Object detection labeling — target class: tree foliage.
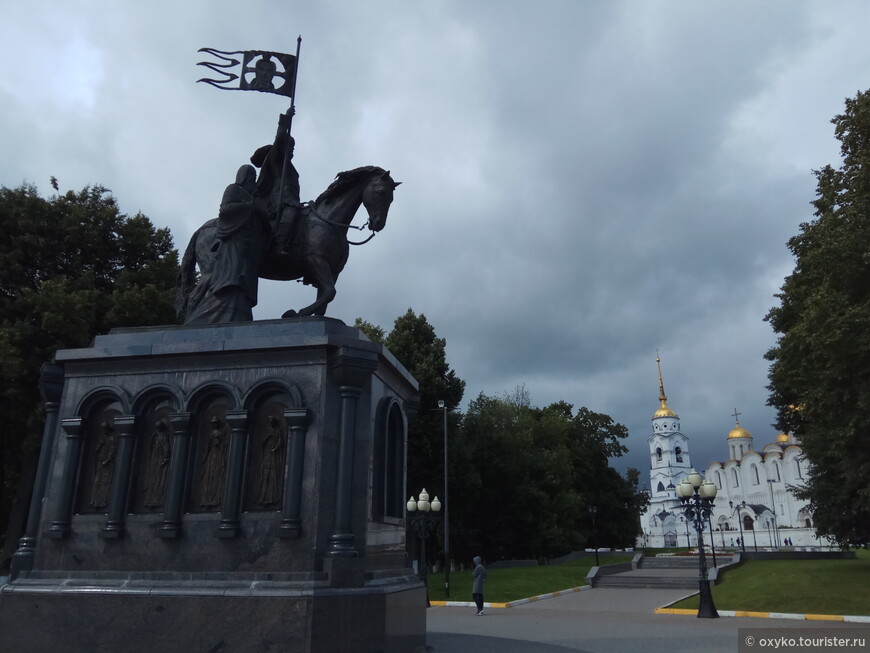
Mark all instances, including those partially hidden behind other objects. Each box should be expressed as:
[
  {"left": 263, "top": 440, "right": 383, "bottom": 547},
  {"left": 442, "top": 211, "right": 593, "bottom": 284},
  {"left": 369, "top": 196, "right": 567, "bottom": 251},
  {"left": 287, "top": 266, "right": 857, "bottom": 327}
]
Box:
[
  {"left": 765, "top": 89, "right": 870, "bottom": 547},
  {"left": 450, "top": 392, "right": 642, "bottom": 562},
  {"left": 0, "top": 182, "right": 179, "bottom": 560}
]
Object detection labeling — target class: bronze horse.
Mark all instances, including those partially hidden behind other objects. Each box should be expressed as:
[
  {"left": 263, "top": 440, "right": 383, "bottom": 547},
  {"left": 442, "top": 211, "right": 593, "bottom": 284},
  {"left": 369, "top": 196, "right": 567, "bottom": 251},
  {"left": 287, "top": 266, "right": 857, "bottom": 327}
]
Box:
[{"left": 176, "top": 166, "right": 400, "bottom": 322}]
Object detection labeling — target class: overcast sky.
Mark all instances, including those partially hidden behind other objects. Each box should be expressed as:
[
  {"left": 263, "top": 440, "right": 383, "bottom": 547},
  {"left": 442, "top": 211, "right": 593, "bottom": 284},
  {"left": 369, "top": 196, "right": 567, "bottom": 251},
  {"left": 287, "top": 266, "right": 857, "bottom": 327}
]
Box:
[{"left": 2, "top": 1, "right": 869, "bottom": 480}]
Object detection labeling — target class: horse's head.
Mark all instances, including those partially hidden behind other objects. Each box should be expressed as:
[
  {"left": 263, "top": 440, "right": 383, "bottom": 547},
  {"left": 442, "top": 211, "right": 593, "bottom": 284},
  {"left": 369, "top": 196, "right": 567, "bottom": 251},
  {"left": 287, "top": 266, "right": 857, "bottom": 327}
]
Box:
[{"left": 362, "top": 169, "right": 401, "bottom": 232}]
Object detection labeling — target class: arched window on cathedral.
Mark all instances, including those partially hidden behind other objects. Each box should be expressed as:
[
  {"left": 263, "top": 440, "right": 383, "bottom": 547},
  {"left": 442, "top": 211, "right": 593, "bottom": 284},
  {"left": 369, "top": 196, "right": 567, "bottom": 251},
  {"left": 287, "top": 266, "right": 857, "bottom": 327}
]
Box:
[
  {"left": 731, "top": 468, "right": 739, "bottom": 488},
  {"left": 775, "top": 462, "right": 781, "bottom": 482},
  {"left": 795, "top": 459, "right": 803, "bottom": 479},
  {"left": 675, "top": 446, "right": 683, "bottom": 463},
  {"left": 715, "top": 470, "right": 722, "bottom": 489},
  {"left": 657, "top": 481, "right": 665, "bottom": 493},
  {"left": 751, "top": 464, "right": 759, "bottom": 485},
  {"left": 656, "top": 447, "right": 662, "bottom": 462}
]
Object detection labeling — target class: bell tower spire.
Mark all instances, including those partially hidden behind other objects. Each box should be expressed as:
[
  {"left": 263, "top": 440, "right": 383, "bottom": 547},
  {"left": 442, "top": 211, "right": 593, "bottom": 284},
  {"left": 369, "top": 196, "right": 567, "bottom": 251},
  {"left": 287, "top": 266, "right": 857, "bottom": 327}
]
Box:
[
  {"left": 657, "top": 350, "right": 668, "bottom": 409},
  {"left": 654, "top": 350, "right": 677, "bottom": 418}
]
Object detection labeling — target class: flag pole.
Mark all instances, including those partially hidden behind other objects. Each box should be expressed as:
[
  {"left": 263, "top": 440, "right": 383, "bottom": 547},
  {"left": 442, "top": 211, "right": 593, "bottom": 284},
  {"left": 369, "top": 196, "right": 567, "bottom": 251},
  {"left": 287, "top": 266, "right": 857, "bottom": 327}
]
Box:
[
  {"left": 276, "top": 36, "right": 302, "bottom": 220},
  {"left": 285, "top": 36, "right": 302, "bottom": 134}
]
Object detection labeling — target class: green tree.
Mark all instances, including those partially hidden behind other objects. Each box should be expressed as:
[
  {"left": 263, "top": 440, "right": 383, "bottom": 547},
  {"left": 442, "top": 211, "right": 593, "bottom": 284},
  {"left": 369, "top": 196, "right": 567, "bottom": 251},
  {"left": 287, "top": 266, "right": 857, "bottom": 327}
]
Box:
[
  {"left": 0, "top": 182, "right": 179, "bottom": 563},
  {"left": 765, "top": 89, "right": 870, "bottom": 547},
  {"left": 449, "top": 391, "right": 641, "bottom": 562}
]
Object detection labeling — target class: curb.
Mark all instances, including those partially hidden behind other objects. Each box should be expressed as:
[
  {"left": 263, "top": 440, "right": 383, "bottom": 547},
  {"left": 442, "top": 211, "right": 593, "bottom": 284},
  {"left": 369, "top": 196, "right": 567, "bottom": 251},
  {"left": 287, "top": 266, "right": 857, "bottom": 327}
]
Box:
[
  {"left": 430, "top": 585, "right": 591, "bottom": 609},
  {"left": 430, "top": 587, "right": 870, "bottom": 623},
  {"left": 655, "top": 606, "right": 870, "bottom": 623}
]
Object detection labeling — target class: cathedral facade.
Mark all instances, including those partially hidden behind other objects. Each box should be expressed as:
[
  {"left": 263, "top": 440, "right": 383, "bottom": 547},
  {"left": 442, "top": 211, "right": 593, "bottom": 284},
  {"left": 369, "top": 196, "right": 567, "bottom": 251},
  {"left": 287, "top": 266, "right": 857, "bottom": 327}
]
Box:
[{"left": 637, "top": 357, "right": 827, "bottom": 549}]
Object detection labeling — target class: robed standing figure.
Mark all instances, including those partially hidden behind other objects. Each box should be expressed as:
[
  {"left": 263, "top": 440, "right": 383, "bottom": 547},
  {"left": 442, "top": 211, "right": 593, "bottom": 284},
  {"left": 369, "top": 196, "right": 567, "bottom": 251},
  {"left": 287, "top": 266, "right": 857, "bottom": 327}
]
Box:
[{"left": 183, "top": 164, "right": 270, "bottom": 324}]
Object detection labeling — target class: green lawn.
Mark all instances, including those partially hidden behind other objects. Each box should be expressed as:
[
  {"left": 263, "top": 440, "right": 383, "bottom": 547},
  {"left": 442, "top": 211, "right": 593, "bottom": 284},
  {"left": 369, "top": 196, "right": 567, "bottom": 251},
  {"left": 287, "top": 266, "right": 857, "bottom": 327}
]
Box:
[
  {"left": 431, "top": 556, "right": 633, "bottom": 604},
  {"left": 669, "top": 550, "right": 870, "bottom": 615}
]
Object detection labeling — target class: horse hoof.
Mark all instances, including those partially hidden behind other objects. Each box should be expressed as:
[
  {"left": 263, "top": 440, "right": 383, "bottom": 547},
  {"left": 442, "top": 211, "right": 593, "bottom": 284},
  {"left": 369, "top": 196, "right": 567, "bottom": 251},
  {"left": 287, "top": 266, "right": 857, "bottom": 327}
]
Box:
[{"left": 282, "top": 309, "right": 298, "bottom": 318}]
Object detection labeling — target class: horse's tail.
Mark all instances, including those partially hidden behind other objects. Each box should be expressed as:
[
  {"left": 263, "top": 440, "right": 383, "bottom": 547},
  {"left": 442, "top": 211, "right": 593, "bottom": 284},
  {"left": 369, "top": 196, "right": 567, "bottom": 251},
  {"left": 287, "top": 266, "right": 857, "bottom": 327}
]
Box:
[{"left": 174, "top": 226, "right": 202, "bottom": 320}]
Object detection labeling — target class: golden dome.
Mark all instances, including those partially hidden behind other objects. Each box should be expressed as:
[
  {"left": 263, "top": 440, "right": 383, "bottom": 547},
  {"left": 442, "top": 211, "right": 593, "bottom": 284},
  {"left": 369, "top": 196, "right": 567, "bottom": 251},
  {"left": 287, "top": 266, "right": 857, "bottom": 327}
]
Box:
[
  {"left": 776, "top": 433, "right": 789, "bottom": 444},
  {"left": 728, "top": 424, "right": 751, "bottom": 439},
  {"left": 654, "top": 401, "right": 677, "bottom": 418}
]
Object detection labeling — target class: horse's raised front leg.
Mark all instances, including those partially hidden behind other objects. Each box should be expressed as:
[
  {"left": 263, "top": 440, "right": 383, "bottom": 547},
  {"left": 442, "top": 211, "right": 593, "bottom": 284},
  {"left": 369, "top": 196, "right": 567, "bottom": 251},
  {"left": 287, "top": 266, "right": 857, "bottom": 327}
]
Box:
[{"left": 282, "top": 258, "right": 336, "bottom": 318}]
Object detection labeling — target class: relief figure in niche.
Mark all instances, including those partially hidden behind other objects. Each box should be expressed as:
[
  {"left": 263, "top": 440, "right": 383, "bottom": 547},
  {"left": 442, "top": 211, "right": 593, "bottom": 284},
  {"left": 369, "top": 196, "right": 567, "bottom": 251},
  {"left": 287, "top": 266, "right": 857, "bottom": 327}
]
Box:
[
  {"left": 143, "top": 417, "right": 171, "bottom": 508},
  {"left": 199, "top": 415, "right": 228, "bottom": 507},
  {"left": 89, "top": 420, "right": 117, "bottom": 508},
  {"left": 255, "top": 414, "right": 284, "bottom": 507}
]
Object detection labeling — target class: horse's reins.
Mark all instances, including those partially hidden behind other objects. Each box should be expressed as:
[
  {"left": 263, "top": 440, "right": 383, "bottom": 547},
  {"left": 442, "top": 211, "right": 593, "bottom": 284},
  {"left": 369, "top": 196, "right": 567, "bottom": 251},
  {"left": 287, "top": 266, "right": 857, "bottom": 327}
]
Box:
[{"left": 307, "top": 204, "right": 377, "bottom": 245}]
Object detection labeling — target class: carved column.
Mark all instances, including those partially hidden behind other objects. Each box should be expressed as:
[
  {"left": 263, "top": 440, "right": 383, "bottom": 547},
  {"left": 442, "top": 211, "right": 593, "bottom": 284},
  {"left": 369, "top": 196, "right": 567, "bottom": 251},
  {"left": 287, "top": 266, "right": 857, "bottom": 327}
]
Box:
[
  {"left": 279, "top": 408, "right": 309, "bottom": 538},
  {"left": 100, "top": 416, "right": 137, "bottom": 538},
  {"left": 326, "top": 385, "right": 363, "bottom": 557},
  {"left": 11, "top": 363, "right": 64, "bottom": 578},
  {"left": 47, "top": 418, "right": 84, "bottom": 539},
  {"left": 158, "top": 412, "right": 191, "bottom": 538},
  {"left": 217, "top": 410, "right": 249, "bottom": 538}
]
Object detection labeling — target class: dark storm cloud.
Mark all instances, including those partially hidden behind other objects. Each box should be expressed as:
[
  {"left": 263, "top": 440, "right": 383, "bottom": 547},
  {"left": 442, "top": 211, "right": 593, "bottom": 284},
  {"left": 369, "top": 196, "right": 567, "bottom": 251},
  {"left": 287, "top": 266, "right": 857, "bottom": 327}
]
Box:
[{"left": 2, "top": 0, "right": 870, "bottom": 478}]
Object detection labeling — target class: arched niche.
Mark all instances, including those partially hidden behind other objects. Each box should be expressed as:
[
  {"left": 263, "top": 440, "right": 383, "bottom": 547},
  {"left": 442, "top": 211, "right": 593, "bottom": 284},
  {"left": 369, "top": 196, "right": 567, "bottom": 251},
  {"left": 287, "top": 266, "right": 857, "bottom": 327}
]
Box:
[
  {"left": 372, "top": 397, "right": 406, "bottom": 522},
  {"left": 186, "top": 384, "right": 240, "bottom": 513},
  {"left": 129, "top": 385, "right": 182, "bottom": 514},
  {"left": 242, "top": 383, "right": 302, "bottom": 512},
  {"left": 74, "top": 393, "right": 125, "bottom": 515}
]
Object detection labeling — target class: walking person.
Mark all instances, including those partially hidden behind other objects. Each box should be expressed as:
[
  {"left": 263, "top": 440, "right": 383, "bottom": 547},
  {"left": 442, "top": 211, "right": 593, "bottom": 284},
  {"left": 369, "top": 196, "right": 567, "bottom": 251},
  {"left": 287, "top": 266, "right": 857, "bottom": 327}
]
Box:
[{"left": 472, "top": 556, "right": 487, "bottom": 615}]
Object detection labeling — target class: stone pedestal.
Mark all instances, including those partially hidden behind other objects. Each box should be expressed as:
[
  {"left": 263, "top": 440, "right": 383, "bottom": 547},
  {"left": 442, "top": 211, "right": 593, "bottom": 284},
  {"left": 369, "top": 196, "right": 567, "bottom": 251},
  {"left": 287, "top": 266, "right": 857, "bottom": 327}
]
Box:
[{"left": 0, "top": 318, "right": 425, "bottom": 653}]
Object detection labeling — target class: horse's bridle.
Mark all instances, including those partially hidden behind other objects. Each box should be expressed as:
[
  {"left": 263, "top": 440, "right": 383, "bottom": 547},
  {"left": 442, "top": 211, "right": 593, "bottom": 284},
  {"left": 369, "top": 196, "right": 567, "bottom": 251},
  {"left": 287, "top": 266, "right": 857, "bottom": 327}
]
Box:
[{"left": 307, "top": 203, "right": 378, "bottom": 245}]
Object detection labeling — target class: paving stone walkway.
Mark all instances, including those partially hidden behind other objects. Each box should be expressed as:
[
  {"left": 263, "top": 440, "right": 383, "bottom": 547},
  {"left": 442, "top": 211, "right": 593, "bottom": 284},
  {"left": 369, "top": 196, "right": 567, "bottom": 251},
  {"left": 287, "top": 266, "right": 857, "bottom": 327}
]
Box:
[{"left": 425, "top": 587, "right": 869, "bottom": 653}]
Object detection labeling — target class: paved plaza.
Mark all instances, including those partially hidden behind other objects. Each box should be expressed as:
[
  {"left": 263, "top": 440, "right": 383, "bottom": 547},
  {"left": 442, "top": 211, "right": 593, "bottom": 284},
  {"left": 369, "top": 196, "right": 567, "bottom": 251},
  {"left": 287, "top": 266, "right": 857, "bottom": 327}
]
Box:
[{"left": 425, "top": 588, "right": 869, "bottom": 653}]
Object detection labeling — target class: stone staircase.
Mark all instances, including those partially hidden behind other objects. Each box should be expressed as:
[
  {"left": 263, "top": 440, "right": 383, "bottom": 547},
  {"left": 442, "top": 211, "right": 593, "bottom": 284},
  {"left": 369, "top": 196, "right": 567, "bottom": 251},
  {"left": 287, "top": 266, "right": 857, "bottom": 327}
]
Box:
[{"left": 587, "top": 553, "right": 735, "bottom": 590}]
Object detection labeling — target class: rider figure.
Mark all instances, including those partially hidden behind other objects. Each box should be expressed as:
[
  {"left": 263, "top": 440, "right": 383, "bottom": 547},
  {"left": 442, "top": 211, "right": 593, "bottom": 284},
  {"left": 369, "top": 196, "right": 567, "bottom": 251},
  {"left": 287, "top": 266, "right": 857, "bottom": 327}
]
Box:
[{"left": 250, "top": 108, "right": 302, "bottom": 251}]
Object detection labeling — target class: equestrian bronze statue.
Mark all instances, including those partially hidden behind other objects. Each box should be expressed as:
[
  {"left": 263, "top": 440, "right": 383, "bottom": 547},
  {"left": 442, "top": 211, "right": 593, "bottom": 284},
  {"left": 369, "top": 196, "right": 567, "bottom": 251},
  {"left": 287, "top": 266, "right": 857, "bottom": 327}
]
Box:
[
  {"left": 178, "top": 44, "right": 400, "bottom": 325},
  {"left": 175, "top": 141, "right": 400, "bottom": 324}
]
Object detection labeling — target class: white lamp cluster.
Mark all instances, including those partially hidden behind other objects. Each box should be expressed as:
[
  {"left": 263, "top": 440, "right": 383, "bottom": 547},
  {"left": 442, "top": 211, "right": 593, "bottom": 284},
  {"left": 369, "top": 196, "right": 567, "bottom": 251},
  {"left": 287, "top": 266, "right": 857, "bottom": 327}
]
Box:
[
  {"left": 676, "top": 469, "right": 717, "bottom": 500},
  {"left": 407, "top": 488, "right": 441, "bottom": 513}
]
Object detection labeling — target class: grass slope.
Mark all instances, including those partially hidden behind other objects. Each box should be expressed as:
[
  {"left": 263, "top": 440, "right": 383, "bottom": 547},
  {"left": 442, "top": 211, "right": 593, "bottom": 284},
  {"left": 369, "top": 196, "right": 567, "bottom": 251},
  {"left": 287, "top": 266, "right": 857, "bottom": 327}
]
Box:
[
  {"left": 670, "top": 550, "right": 870, "bottom": 615},
  {"left": 432, "top": 556, "right": 633, "bottom": 604}
]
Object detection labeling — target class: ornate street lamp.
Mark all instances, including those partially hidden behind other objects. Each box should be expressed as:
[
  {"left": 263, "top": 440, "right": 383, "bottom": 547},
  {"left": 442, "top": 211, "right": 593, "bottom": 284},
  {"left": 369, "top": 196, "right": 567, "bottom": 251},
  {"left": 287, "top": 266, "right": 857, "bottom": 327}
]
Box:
[
  {"left": 407, "top": 489, "right": 441, "bottom": 606},
  {"left": 729, "top": 500, "right": 746, "bottom": 553},
  {"left": 676, "top": 470, "right": 719, "bottom": 618}
]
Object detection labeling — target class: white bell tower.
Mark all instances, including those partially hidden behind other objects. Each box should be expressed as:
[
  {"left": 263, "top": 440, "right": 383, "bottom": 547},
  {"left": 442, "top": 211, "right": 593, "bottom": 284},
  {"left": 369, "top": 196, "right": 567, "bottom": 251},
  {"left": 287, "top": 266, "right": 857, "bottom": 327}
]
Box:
[{"left": 640, "top": 353, "right": 693, "bottom": 546}]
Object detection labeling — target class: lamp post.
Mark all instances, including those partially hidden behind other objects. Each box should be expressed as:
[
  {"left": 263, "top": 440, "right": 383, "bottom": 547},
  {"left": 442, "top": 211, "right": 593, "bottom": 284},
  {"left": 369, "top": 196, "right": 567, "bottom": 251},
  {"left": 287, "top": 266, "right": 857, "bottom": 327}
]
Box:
[
  {"left": 749, "top": 513, "right": 759, "bottom": 552},
  {"left": 676, "top": 469, "right": 719, "bottom": 618},
  {"left": 589, "top": 505, "right": 599, "bottom": 566},
  {"left": 407, "top": 489, "right": 442, "bottom": 607},
  {"left": 680, "top": 514, "right": 691, "bottom": 549},
  {"left": 707, "top": 517, "right": 717, "bottom": 568},
  {"left": 729, "top": 500, "right": 746, "bottom": 553},
  {"left": 767, "top": 479, "right": 779, "bottom": 548},
  {"left": 438, "top": 399, "right": 450, "bottom": 598}
]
